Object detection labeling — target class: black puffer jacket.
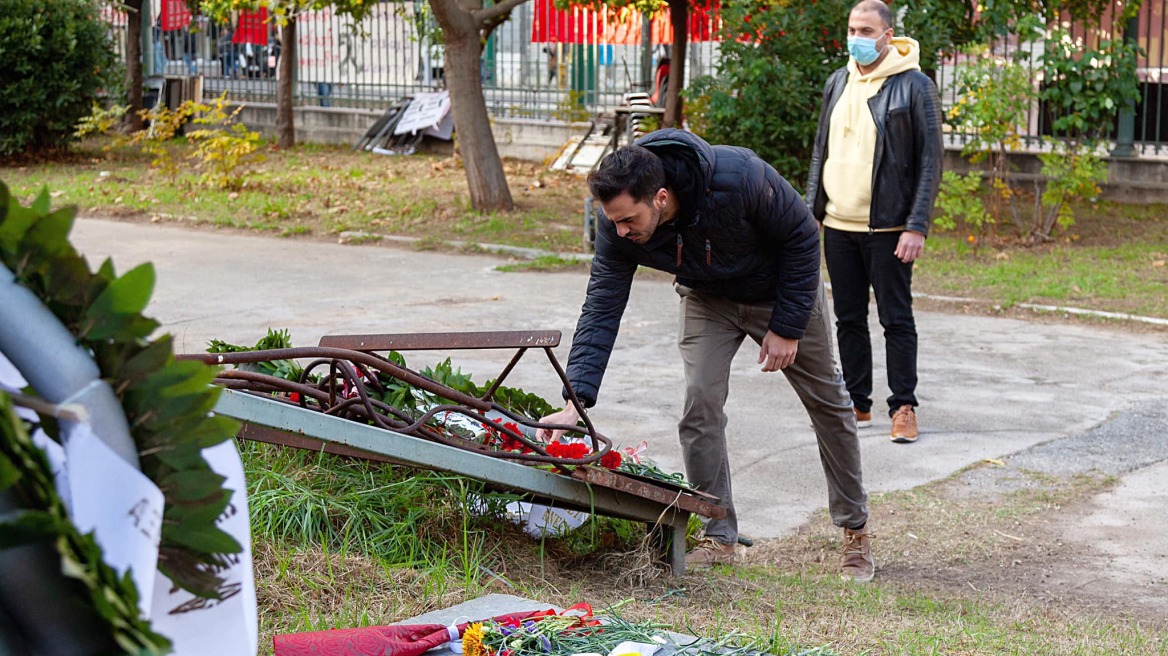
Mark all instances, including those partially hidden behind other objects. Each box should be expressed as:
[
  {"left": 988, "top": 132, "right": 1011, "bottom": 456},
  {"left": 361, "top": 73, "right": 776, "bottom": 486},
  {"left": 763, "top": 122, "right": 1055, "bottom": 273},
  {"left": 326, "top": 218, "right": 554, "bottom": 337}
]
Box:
[
  {"left": 565, "top": 129, "right": 820, "bottom": 407},
  {"left": 805, "top": 67, "right": 943, "bottom": 235}
]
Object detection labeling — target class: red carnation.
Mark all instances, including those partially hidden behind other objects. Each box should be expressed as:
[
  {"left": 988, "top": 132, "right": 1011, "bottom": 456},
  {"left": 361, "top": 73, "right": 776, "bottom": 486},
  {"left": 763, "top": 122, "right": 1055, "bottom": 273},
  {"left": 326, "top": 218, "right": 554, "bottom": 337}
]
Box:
[{"left": 600, "top": 451, "right": 622, "bottom": 469}]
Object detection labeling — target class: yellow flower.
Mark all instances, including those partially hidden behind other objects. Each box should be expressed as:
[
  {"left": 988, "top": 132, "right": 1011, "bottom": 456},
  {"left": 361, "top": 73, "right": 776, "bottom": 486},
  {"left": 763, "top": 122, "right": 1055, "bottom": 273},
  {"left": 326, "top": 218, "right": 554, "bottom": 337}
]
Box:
[{"left": 463, "top": 623, "right": 489, "bottom": 656}]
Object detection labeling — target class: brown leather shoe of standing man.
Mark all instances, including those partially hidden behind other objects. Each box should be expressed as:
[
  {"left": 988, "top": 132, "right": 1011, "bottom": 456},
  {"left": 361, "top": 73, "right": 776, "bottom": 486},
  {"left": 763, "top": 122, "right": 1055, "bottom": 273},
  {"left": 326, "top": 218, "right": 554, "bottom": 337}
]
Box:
[
  {"left": 840, "top": 525, "right": 874, "bottom": 582},
  {"left": 685, "top": 538, "right": 736, "bottom": 568},
  {"left": 890, "top": 405, "right": 919, "bottom": 443}
]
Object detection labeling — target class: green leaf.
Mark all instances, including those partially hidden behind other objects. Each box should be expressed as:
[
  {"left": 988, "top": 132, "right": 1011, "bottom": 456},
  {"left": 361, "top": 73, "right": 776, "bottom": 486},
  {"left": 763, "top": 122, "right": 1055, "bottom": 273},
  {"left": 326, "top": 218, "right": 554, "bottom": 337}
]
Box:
[
  {"left": 0, "top": 510, "right": 66, "bottom": 548},
  {"left": 0, "top": 195, "right": 39, "bottom": 255},
  {"left": 160, "top": 470, "right": 229, "bottom": 502},
  {"left": 21, "top": 205, "right": 76, "bottom": 256},
  {"left": 30, "top": 187, "right": 50, "bottom": 215},
  {"left": 121, "top": 338, "right": 175, "bottom": 384},
  {"left": 82, "top": 263, "right": 156, "bottom": 341}
]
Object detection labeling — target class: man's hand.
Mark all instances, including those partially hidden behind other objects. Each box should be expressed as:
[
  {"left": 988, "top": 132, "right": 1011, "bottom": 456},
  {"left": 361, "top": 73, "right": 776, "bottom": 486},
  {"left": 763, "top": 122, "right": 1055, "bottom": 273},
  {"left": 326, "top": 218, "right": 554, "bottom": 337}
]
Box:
[
  {"left": 895, "top": 230, "right": 926, "bottom": 263},
  {"left": 758, "top": 330, "right": 798, "bottom": 372},
  {"left": 535, "top": 405, "right": 581, "bottom": 442}
]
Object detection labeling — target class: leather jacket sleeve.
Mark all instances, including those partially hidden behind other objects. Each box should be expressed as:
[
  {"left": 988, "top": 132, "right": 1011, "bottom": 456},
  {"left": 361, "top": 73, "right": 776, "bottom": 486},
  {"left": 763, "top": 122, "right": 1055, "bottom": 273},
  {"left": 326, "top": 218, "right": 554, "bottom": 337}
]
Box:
[
  {"left": 805, "top": 69, "right": 846, "bottom": 221},
  {"left": 907, "top": 74, "right": 944, "bottom": 236}
]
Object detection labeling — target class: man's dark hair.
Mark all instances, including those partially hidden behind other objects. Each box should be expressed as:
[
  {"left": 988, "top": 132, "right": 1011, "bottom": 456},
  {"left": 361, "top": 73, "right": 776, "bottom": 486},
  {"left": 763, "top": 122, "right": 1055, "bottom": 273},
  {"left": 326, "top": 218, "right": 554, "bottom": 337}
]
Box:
[
  {"left": 587, "top": 145, "right": 665, "bottom": 204},
  {"left": 852, "top": 0, "right": 893, "bottom": 30}
]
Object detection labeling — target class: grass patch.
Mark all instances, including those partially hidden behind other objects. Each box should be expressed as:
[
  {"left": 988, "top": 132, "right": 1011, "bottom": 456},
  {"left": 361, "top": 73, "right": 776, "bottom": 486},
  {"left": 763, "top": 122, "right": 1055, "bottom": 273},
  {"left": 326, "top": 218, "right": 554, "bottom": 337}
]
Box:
[
  {"left": 914, "top": 199, "right": 1168, "bottom": 318},
  {"left": 0, "top": 139, "right": 584, "bottom": 253},
  {"left": 496, "top": 255, "right": 588, "bottom": 272}
]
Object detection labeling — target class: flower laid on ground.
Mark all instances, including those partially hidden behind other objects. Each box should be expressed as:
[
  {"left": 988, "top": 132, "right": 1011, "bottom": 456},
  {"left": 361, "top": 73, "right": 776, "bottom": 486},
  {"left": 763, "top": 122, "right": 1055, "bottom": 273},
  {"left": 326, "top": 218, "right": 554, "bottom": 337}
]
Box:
[
  {"left": 458, "top": 602, "right": 766, "bottom": 656},
  {"left": 545, "top": 442, "right": 589, "bottom": 460},
  {"left": 599, "top": 450, "right": 622, "bottom": 469},
  {"left": 462, "top": 622, "right": 487, "bottom": 656},
  {"left": 483, "top": 418, "right": 536, "bottom": 454}
]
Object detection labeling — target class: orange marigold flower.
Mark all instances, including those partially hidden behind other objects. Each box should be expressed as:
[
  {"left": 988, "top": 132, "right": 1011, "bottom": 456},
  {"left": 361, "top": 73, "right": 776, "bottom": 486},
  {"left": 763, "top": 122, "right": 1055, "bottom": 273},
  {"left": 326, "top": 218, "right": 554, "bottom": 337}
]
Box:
[{"left": 463, "top": 623, "right": 489, "bottom": 656}]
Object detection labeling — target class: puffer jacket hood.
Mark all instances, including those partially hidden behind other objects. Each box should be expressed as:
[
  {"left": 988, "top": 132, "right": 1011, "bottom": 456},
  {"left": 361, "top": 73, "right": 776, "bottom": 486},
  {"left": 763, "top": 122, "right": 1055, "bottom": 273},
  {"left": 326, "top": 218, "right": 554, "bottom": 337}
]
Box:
[{"left": 563, "top": 129, "right": 822, "bottom": 407}]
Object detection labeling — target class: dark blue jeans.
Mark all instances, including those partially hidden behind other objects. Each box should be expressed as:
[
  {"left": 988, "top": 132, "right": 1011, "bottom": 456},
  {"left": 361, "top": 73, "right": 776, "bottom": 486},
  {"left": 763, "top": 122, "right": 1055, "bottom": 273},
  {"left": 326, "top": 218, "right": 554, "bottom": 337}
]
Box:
[{"left": 823, "top": 227, "right": 918, "bottom": 416}]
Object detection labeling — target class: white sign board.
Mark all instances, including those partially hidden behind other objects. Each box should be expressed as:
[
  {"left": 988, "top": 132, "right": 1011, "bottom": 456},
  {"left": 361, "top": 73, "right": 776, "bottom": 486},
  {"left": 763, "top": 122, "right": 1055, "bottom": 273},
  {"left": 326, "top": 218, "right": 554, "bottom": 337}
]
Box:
[{"left": 395, "top": 91, "right": 452, "bottom": 135}]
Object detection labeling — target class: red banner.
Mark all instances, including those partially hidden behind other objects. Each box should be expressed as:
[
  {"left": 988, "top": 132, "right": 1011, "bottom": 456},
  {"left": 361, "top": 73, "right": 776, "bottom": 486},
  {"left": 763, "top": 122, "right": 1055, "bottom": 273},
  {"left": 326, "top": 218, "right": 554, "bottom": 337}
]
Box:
[
  {"left": 233, "top": 8, "right": 269, "bottom": 45},
  {"left": 160, "top": 0, "right": 192, "bottom": 31},
  {"left": 531, "top": 0, "right": 719, "bottom": 45}
]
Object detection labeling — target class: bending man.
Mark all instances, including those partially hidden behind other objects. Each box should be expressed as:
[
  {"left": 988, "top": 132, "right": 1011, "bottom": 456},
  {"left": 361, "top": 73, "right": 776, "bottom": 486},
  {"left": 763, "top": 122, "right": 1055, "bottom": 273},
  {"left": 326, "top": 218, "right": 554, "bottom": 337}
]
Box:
[{"left": 539, "top": 130, "right": 873, "bottom": 581}]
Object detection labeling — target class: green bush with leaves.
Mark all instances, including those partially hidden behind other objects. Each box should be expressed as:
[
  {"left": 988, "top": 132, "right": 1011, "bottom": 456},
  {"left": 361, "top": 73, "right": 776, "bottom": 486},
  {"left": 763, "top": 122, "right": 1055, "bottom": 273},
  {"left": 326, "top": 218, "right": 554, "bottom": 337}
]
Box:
[
  {"left": 185, "top": 95, "right": 268, "bottom": 191},
  {"left": 934, "top": 170, "right": 993, "bottom": 252},
  {"left": 941, "top": 4, "right": 1141, "bottom": 242},
  {"left": 0, "top": 0, "right": 121, "bottom": 156},
  {"left": 686, "top": 0, "right": 851, "bottom": 190}
]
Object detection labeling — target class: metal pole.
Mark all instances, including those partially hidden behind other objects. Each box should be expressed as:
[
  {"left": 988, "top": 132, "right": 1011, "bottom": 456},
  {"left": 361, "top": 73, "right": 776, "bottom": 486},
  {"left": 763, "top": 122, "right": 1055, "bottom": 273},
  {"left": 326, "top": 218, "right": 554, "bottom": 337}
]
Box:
[
  {"left": 1112, "top": 14, "right": 1140, "bottom": 157},
  {"left": 142, "top": 1, "right": 154, "bottom": 76},
  {"left": 640, "top": 14, "right": 652, "bottom": 90}
]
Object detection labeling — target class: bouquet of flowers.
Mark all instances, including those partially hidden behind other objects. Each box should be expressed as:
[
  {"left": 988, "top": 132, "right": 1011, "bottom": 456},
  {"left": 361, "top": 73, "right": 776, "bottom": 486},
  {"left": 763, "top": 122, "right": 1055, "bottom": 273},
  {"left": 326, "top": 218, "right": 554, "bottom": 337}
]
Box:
[{"left": 462, "top": 604, "right": 673, "bottom": 656}]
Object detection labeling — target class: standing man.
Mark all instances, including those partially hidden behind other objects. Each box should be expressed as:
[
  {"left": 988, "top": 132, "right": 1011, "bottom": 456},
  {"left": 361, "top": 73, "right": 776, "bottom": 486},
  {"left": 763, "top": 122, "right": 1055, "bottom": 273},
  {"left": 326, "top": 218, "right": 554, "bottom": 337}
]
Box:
[
  {"left": 538, "top": 130, "right": 873, "bottom": 582},
  {"left": 805, "top": 0, "right": 943, "bottom": 444}
]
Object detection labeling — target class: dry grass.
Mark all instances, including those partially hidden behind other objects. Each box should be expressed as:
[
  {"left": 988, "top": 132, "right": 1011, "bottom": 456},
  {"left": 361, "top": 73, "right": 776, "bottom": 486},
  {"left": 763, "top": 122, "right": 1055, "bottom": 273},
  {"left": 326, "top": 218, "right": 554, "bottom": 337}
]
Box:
[{"left": 252, "top": 464, "right": 1168, "bottom": 655}]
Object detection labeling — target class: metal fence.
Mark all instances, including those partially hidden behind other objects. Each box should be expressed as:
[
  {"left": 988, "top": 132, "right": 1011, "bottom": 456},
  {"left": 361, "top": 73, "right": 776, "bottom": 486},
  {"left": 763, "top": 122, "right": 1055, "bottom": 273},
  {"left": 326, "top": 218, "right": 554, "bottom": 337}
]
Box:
[
  {"left": 932, "top": 1, "right": 1168, "bottom": 155},
  {"left": 106, "top": 1, "right": 1168, "bottom": 153},
  {"left": 108, "top": 1, "right": 721, "bottom": 120}
]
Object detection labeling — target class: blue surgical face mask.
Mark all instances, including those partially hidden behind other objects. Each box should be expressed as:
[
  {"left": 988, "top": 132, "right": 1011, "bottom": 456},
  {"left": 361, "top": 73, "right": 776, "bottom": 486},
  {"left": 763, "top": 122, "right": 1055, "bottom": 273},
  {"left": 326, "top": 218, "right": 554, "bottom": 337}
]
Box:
[{"left": 847, "top": 35, "right": 884, "bottom": 66}]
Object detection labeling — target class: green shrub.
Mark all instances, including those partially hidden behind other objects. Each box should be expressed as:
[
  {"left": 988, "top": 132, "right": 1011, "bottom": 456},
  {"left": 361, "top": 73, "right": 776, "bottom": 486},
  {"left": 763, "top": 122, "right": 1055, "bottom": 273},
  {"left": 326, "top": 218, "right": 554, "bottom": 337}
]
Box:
[
  {"left": 0, "top": 0, "right": 121, "bottom": 156},
  {"left": 686, "top": 0, "right": 851, "bottom": 191}
]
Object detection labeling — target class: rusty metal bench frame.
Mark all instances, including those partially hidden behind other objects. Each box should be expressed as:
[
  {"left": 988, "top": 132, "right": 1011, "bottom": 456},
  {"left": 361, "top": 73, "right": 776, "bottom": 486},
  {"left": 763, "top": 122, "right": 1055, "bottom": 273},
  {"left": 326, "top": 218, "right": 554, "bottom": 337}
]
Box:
[{"left": 199, "top": 330, "right": 723, "bottom": 574}]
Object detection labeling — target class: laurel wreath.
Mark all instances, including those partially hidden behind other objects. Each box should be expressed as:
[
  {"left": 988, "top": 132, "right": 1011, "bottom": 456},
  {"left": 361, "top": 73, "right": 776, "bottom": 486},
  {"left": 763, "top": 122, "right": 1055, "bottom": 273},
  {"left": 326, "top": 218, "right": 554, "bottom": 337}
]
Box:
[{"left": 0, "top": 181, "right": 242, "bottom": 651}]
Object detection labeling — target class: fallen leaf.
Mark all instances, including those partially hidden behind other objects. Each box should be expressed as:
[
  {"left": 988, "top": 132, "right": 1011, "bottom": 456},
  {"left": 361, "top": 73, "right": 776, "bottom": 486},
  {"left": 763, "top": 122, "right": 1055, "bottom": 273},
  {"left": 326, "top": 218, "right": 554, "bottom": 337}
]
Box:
[
  {"left": 1153, "top": 260, "right": 1165, "bottom": 267},
  {"left": 994, "top": 251, "right": 1010, "bottom": 260},
  {"left": 1073, "top": 285, "right": 1082, "bottom": 293},
  {"left": 983, "top": 458, "right": 1005, "bottom": 467},
  {"left": 228, "top": 192, "right": 239, "bottom": 200}
]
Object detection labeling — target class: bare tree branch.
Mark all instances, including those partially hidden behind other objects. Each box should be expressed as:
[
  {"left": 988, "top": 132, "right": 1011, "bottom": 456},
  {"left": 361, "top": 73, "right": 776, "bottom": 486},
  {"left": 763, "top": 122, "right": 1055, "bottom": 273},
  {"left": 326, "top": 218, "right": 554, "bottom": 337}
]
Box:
[{"left": 475, "top": 0, "right": 528, "bottom": 25}]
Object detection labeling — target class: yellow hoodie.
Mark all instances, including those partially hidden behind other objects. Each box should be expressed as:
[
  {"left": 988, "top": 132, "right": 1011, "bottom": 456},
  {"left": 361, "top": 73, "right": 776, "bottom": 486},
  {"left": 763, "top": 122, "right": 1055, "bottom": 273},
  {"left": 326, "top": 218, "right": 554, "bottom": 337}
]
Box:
[{"left": 822, "top": 37, "right": 922, "bottom": 232}]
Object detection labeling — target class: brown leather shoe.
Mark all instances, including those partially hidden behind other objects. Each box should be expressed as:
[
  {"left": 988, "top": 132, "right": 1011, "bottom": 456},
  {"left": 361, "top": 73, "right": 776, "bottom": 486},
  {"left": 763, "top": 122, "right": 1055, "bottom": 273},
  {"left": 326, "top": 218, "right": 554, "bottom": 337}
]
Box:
[
  {"left": 840, "top": 525, "right": 874, "bottom": 583},
  {"left": 854, "top": 407, "right": 872, "bottom": 428},
  {"left": 685, "top": 538, "right": 736, "bottom": 568},
  {"left": 890, "top": 405, "right": 918, "bottom": 443}
]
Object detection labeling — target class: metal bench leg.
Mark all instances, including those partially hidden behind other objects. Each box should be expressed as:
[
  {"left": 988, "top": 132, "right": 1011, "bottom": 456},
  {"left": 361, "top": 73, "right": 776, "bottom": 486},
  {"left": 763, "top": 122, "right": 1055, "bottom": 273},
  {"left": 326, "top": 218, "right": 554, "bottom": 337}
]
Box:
[{"left": 649, "top": 512, "right": 689, "bottom": 575}]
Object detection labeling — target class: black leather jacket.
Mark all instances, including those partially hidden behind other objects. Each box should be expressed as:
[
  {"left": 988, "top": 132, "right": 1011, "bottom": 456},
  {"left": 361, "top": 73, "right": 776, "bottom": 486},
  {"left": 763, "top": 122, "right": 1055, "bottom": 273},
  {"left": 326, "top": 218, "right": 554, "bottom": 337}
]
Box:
[
  {"left": 564, "top": 129, "right": 820, "bottom": 407},
  {"left": 805, "top": 67, "right": 943, "bottom": 235}
]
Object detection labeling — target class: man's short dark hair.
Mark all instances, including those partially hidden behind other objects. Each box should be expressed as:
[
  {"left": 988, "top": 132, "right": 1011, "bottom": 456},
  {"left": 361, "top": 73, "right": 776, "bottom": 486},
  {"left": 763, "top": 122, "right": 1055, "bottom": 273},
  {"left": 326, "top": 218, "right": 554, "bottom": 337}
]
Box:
[
  {"left": 587, "top": 145, "right": 665, "bottom": 204},
  {"left": 852, "top": 0, "right": 893, "bottom": 30}
]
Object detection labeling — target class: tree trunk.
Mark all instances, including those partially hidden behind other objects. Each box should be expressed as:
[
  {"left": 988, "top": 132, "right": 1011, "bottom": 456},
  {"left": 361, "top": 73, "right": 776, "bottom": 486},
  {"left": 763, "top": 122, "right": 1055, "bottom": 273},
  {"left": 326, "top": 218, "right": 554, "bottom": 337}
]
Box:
[
  {"left": 276, "top": 18, "right": 296, "bottom": 149},
  {"left": 444, "top": 36, "right": 514, "bottom": 211},
  {"left": 124, "top": 0, "right": 145, "bottom": 132},
  {"left": 428, "top": 0, "right": 514, "bottom": 213},
  {"left": 663, "top": 0, "right": 687, "bottom": 128}
]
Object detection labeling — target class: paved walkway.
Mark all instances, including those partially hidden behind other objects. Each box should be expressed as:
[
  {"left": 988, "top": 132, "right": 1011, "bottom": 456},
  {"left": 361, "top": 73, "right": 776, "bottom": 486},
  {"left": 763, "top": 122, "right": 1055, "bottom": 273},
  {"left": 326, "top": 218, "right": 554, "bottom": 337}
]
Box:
[{"left": 71, "top": 218, "right": 1168, "bottom": 583}]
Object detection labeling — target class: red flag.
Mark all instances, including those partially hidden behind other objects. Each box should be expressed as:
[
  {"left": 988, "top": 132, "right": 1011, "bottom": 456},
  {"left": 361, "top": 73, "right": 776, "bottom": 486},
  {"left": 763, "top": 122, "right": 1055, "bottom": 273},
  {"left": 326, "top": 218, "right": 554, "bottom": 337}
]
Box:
[
  {"left": 233, "top": 8, "right": 269, "bottom": 45},
  {"left": 160, "top": 0, "right": 192, "bottom": 31}
]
